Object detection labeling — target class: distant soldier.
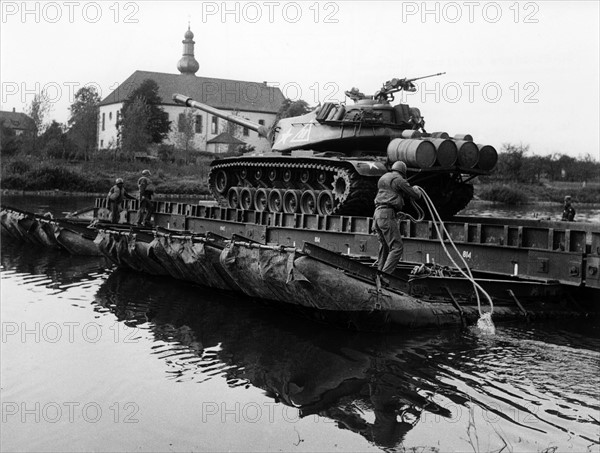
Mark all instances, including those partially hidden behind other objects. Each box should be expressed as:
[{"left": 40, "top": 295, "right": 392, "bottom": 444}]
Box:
[
  {"left": 106, "top": 178, "right": 133, "bottom": 223},
  {"left": 561, "top": 195, "right": 576, "bottom": 221},
  {"left": 373, "top": 161, "right": 422, "bottom": 275},
  {"left": 137, "top": 169, "right": 155, "bottom": 226}
]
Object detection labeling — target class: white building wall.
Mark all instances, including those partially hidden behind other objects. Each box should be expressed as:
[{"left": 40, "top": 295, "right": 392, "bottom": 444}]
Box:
[
  {"left": 97, "top": 103, "right": 275, "bottom": 154},
  {"left": 97, "top": 103, "right": 123, "bottom": 150}
]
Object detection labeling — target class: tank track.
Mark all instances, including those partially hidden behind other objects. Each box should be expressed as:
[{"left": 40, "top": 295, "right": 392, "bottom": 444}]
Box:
[
  {"left": 209, "top": 158, "right": 474, "bottom": 219},
  {"left": 208, "top": 159, "right": 378, "bottom": 216}
]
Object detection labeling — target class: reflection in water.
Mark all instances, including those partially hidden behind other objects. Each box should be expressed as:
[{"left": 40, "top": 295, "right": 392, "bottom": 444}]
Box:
[
  {"left": 95, "top": 269, "right": 600, "bottom": 451},
  {"left": 0, "top": 240, "right": 109, "bottom": 293},
  {"left": 2, "top": 231, "right": 600, "bottom": 451}
]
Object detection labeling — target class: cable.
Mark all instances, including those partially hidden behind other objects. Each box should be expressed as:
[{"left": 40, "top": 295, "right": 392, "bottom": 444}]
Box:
[
  {"left": 414, "top": 186, "right": 494, "bottom": 317},
  {"left": 401, "top": 198, "right": 426, "bottom": 223}
]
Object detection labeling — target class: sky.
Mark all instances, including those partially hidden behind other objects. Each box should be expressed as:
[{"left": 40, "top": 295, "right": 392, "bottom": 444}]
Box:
[{"left": 1, "top": 1, "right": 599, "bottom": 160}]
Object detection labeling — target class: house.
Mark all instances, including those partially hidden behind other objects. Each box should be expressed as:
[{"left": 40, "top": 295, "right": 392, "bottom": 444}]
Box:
[
  {"left": 0, "top": 109, "right": 35, "bottom": 135},
  {"left": 97, "top": 26, "right": 285, "bottom": 154}
]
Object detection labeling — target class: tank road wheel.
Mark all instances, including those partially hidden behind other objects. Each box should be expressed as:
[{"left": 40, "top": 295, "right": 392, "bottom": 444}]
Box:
[
  {"left": 300, "top": 191, "right": 318, "bottom": 214},
  {"left": 214, "top": 169, "right": 229, "bottom": 195},
  {"left": 227, "top": 187, "right": 242, "bottom": 209},
  {"left": 283, "top": 190, "right": 302, "bottom": 213},
  {"left": 317, "top": 190, "right": 336, "bottom": 216},
  {"left": 316, "top": 171, "right": 327, "bottom": 185},
  {"left": 254, "top": 188, "right": 270, "bottom": 212},
  {"left": 282, "top": 168, "right": 293, "bottom": 183},
  {"left": 240, "top": 188, "right": 256, "bottom": 210},
  {"left": 300, "top": 169, "right": 311, "bottom": 184},
  {"left": 267, "top": 169, "right": 278, "bottom": 183},
  {"left": 268, "top": 189, "right": 284, "bottom": 212},
  {"left": 253, "top": 169, "right": 263, "bottom": 182}
]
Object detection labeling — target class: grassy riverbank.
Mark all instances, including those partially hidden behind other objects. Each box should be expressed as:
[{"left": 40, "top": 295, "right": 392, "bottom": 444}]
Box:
[
  {"left": 0, "top": 157, "right": 211, "bottom": 196},
  {"left": 474, "top": 181, "right": 600, "bottom": 205},
  {"left": 2, "top": 156, "right": 599, "bottom": 205}
]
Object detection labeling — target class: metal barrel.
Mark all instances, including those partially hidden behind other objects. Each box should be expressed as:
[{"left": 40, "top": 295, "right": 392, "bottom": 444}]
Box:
[
  {"left": 477, "top": 144, "right": 498, "bottom": 171},
  {"left": 454, "top": 133, "right": 473, "bottom": 141},
  {"left": 430, "top": 131, "right": 449, "bottom": 139},
  {"left": 387, "top": 138, "right": 437, "bottom": 168},
  {"left": 427, "top": 138, "right": 458, "bottom": 167},
  {"left": 401, "top": 130, "right": 421, "bottom": 139},
  {"left": 455, "top": 140, "right": 480, "bottom": 168},
  {"left": 173, "top": 94, "right": 269, "bottom": 138}
]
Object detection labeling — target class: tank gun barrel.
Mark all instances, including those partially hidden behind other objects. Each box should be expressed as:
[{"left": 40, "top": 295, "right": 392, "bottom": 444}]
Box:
[{"left": 172, "top": 94, "right": 270, "bottom": 138}]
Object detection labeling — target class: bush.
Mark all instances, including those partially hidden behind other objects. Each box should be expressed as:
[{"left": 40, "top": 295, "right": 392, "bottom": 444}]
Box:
[
  {"left": 157, "top": 144, "right": 175, "bottom": 163},
  {"left": 478, "top": 184, "right": 528, "bottom": 205},
  {"left": 42, "top": 138, "right": 65, "bottom": 159},
  {"left": 0, "top": 174, "right": 27, "bottom": 189},
  {"left": 6, "top": 159, "right": 31, "bottom": 175},
  {"left": 0, "top": 164, "right": 110, "bottom": 192}
]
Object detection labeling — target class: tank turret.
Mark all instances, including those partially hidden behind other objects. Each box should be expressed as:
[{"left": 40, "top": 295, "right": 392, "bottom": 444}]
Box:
[{"left": 172, "top": 73, "right": 497, "bottom": 219}]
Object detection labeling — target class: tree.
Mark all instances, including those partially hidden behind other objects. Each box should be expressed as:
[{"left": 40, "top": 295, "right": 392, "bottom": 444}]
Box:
[
  {"left": 175, "top": 108, "right": 199, "bottom": 163},
  {"left": 497, "top": 143, "right": 529, "bottom": 182},
  {"left": 68, "top": 86, "right": 100, "bottom": 161},
  {"left": 575, "top": 153, "right": 600, "bottom": 183},
  {"left": 119, "top": 79, "right": 171, "bottom": 144},
  {"left": 120, "top": 97, "right": 151, "bottom": 161},
  {"left": 39, "top": 121, "right": 70, "bottom": 159},
  {"left": 0, "top": 123, "right": 20, "bottom": 157},
  {"left": 276, "top": 98, "right": 311, "bottom": 120},
  {"left": 223, "top": 114, "right": 241, "bottom": 154},
  {"left": 26, "top": 92, "right": 52, "bottom": 136}
]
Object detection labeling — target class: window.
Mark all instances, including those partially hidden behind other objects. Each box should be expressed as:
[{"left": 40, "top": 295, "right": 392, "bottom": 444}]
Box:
[
  {"left": 109, "top": 112, "right": 112, "bottom": 120},
  {"left": 195, "top": 115, "right": 203, "bottom": 134},
  {"left": 102, "top": 112, "right": 105, "bottom": 131},
  {"left": 100, "top": 140, "right": 104, "bottom": 148},
  {"left": 178, "top": 113, "right": 185, "bottom": 131},
  {"left": 243, "top": 127, "right": 249, "bottom": 137},
  {"left": 211, "top": 116, "right": 218, "bottom": 134},
  {"left": 258, "top": 119, "right": 265, "bottom": 125}
]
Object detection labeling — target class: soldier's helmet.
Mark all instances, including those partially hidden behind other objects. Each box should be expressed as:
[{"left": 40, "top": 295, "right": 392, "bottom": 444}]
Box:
[
  {"left": 391, "top": 161, "right": 407, "bottom": 176},
  {"left": 115, "top": 178, "right": 124, "bottom": 184},
  {"left": 142, "top": 170, "right": 151, "bottom": 177}
]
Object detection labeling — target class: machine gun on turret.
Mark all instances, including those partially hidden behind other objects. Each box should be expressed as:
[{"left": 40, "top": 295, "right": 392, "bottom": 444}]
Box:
[{"left": 373, "top": 72, "right": 446, "bottom": 102}]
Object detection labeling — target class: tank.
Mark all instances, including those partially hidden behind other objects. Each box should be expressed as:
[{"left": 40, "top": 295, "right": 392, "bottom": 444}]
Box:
[{"left": 173, "top": 73, "right": 497, "bottom": 219}]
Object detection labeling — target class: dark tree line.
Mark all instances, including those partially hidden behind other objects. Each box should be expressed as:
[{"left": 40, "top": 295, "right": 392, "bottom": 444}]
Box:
[{"left": 486, "top": 143, "right": 600, "bottom": 184}]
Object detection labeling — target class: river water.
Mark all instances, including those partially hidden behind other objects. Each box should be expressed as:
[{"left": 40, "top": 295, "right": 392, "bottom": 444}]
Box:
[{"left": 1, "top": 195, "right": 600, "bottom": 452}]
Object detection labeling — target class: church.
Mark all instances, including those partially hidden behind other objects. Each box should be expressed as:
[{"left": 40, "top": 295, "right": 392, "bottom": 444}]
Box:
[{"left": 97, "top": 26, "right": 285, "bottom": 154}]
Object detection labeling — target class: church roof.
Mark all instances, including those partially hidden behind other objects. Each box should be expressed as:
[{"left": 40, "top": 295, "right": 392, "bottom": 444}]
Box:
[
  {"left": 207, "top": 132, "right": 247, "bottom": 145},
  {"left": 100, "top": 70, "right": 285, "bottom": 114}
]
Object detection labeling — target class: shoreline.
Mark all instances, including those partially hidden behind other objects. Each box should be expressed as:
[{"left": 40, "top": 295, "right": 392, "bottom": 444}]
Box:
[
  {"left": 4, "top": 189, "right": 599, "bottom": 208},
  {"left": 469, "top": 198, "right": 600, "bottom": 208}
]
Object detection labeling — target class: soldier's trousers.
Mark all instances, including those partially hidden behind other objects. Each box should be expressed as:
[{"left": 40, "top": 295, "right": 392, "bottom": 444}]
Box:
[
  {"left": 108, "top": 200, "right": 122, "bottom": 224},
  {"left": 373, "top": 207, "right": 404, "bottom": 275}
]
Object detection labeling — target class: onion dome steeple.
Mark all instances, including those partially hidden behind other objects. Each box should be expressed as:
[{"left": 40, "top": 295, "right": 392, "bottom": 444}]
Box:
[{"left": 177, "top": 24, "right": 199, "bottom": 76}]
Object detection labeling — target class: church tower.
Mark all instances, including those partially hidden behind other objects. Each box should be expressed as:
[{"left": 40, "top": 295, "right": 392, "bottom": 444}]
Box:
[{"left": 177, "top": 24, "right": 199, "bottom": 76}]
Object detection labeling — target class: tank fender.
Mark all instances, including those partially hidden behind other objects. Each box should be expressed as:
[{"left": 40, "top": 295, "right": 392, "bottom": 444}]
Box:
[{"left": 346, "top": 160, "right": 388, "bottom": 177}]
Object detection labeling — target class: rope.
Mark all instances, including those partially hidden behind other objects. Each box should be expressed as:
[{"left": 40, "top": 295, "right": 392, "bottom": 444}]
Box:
[
  {"left": 401, "top": 198, "right": 426, "bottom": 223},
  {"left": 414, "top": 186, "right": 494, "bottom": 317}
]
